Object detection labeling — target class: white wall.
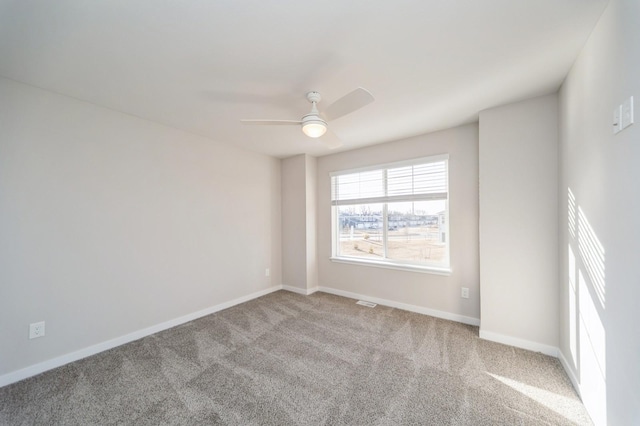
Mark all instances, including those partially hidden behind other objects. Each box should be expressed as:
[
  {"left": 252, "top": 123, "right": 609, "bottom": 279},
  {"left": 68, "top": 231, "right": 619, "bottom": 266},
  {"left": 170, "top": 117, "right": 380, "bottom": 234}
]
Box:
[
  {"left": 0, "top": 77, "right": 281, "bottom": 378},
  {"left": 281, "top": 154, "right": 317, "bottom": 292},
  {"left": 478, "top": 94, "right": 559, "bottom": 354},
  {"left": 317, "top": 124, "right": 480, "bottom": 323},
  {"left": 305, "top": 155, "right": 318, "bottom": 291},
  {"left": 559, "top": 0, "right": 640, "bottom": 423},
  {"left": 281, "top": 155, "right": 307, "bottom": 290}
]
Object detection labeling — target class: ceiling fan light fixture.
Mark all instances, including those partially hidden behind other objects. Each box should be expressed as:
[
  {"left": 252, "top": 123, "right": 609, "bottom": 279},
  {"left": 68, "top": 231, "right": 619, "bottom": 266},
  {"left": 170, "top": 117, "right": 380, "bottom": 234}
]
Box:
[
  {"left": 240, "top": 88, "right": 374, "bottom": 149},
  {"left": 301, "top": 117, "right": 327, "bottom": 138}
]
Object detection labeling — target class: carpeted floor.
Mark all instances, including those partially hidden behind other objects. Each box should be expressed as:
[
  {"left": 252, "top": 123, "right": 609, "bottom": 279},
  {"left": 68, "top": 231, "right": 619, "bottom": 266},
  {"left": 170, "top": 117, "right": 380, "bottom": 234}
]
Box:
[{"left": 0, "top": 290, "right": 591, "bottom": 425}]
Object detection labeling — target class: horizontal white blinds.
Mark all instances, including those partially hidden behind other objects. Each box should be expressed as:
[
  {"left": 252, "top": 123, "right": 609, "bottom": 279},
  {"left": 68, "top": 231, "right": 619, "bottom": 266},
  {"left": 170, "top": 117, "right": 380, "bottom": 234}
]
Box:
[{"left": 331, "top": 159, "right": 448, "bottom": 206}]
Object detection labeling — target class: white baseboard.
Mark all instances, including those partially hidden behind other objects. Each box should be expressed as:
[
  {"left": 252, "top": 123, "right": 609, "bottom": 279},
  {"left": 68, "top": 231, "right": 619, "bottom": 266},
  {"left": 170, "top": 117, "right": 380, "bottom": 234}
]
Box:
[
  {"left": 2, "top": 284, "right": 561, "bottom": 389},
  {"left": 317, "top": 286, "right": 480, "bottom": 326},
  {"left": 479, "top": 329, "right": 559, "bottom": 357},
  {"left": 0, "top": 285, "right": 283, "bottom": 388},
  {"left": 558, "top": 349, "right": 581, "bottom": 397},
  {"left": 282, "top": 285, "right": 319, "bottom": 296}
]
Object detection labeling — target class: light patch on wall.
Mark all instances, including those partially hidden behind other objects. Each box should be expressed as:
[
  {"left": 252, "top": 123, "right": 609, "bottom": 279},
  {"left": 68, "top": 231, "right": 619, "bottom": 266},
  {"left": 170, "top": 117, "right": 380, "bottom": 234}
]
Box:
[
  {"left": 568, "top": 244, "right": 577, "bottom": 367},
  {"left": 578, "top": 270, "right": 606, "bottom": 380},
  {"left": 579, "top": 270, "right": 607, "bottom": 426},
  {"left": 578, "top": 206, "right": 605, "bottom": 308},
  {"left": 568, "top": 188, "right": 576, "bottom": 239},
  {"left": 566, "top": 188, "right": 607, "bottom": 425}
]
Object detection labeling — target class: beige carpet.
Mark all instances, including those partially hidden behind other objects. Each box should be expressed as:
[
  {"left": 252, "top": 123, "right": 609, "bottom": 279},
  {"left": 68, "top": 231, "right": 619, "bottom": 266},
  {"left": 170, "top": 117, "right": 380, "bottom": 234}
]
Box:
[{"left": 0, "top": 290, "right": 591, "bottom": 425}]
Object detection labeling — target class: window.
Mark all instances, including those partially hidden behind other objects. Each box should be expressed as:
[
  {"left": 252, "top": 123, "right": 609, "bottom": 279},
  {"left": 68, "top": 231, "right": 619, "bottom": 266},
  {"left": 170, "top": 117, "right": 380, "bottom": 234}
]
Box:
[{"left": 331, "top": 155, "right": 450, "bottom": 274}]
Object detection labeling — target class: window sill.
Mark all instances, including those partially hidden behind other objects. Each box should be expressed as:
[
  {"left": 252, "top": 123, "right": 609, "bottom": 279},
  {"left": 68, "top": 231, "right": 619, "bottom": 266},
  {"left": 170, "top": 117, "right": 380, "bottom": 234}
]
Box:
[{"left": 330, "top": 257, "right": 452, "bottom": 276}]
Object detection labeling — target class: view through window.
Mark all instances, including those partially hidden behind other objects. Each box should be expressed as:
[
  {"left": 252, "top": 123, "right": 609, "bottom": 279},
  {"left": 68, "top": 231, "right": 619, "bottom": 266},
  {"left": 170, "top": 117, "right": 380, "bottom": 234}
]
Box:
[{"left": 331, "top": 155, "right": 449, "bottom": 272}]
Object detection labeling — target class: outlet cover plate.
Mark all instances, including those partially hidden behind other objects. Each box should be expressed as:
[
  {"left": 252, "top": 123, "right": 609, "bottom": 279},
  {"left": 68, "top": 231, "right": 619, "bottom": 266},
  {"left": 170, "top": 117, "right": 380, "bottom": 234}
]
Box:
[
  {"left": 461, "top": 287, "right": 469, "bottom": 299},
  {"left": 29, "top": 321, "right": 45, "bottom": 339}
]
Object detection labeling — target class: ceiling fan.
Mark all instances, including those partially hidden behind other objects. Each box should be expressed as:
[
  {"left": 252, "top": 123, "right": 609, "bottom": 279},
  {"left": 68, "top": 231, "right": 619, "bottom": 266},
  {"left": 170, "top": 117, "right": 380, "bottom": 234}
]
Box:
[{"left": 240, "top": 87, "right": 375, "bottom": 149}]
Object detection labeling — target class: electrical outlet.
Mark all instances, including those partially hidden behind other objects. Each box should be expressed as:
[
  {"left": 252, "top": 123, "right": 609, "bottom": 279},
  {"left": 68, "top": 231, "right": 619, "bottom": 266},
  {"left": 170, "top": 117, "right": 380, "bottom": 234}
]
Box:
[
  {"left": 29, "top": 321, "right": 45, "bottom": 339},
  {"left": 265, "top": 268, "right": 270, "bottom": 277},
  {"left": 461, "top": 287, "right": 469, "bottom": 299}
]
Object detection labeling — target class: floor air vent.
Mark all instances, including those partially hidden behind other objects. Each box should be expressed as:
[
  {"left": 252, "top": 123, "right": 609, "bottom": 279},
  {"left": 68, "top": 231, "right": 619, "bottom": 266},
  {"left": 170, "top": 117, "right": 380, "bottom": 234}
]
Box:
[{"left": 356, "top": 300, "right": 377, "bottom": 308}]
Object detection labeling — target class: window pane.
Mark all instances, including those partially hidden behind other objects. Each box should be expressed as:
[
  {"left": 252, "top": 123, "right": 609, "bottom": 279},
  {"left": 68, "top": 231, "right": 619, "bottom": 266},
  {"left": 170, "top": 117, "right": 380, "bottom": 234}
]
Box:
[
  {"left": 337, "top": 204, "right": 383, "bottom": 259},
  {"left": 331, "top": 156, "right": 450, "bottom": 272},
  {"left": 386, "top": 200, "right": 447, "bottom": 264}
]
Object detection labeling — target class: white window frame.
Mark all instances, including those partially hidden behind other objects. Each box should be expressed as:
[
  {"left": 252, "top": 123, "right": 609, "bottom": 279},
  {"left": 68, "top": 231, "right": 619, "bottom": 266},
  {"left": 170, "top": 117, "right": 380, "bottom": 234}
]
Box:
[{"left": 330, "top": 154, "right": 451, "bottom": 275}]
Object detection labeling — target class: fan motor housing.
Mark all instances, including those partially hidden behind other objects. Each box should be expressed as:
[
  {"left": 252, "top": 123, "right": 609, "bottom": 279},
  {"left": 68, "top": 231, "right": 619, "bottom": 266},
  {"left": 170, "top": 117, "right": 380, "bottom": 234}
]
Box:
[
  {"left": 306, "top": 91, "right": 322, "bottom": 104},
  {"left": 301, "top": 113, "right": 326, "bottom": 126}
]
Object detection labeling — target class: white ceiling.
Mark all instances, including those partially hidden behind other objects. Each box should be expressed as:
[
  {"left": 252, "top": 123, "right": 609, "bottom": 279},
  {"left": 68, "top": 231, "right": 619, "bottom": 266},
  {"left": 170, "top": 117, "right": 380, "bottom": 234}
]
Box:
[{"left": 0, "top": 0, "right": 607, "bottom": 158}]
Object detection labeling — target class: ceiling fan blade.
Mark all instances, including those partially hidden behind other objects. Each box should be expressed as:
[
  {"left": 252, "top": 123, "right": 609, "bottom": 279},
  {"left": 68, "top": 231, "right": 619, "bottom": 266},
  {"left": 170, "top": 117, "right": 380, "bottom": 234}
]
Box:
[
  {"left": 322, "top": 87, "right": 375, "bottom": 121},
  {"left": 240, "top": 119, "right": 301, "bottom": 126},
  {"left": 319, "top": 128, "right": 343, "bottom": 149}
]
